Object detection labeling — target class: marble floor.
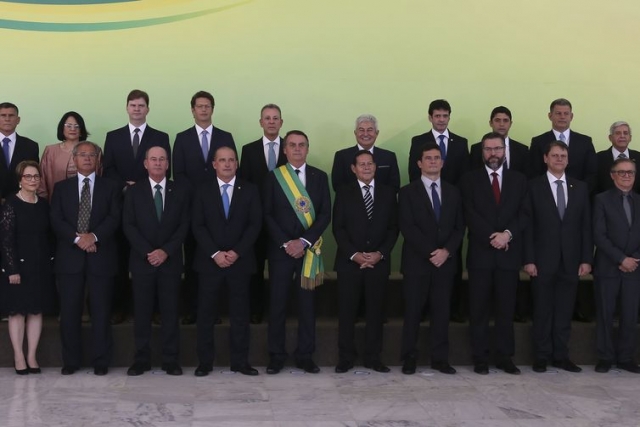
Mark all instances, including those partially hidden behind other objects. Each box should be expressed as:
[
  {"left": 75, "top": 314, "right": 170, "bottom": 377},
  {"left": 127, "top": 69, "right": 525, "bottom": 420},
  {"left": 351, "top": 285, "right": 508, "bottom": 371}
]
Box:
[{"left": 0, "top": 365, "right": 639, "bottom": 427}]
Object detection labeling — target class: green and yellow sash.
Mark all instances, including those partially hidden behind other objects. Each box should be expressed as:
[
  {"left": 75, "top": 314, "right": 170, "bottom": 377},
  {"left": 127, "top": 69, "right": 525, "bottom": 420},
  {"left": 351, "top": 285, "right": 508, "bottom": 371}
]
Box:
[{"left": 274, "top": 164, "right": 324, "bottom": 289}]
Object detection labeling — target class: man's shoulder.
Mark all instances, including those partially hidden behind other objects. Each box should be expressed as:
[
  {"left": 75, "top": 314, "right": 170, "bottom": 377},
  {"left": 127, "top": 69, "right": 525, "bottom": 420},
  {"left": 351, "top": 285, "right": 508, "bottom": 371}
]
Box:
[
  {"left": 15, "top": 134, "right": 39, "bottom": 147},
  {"left": 510, "top": 139, "right": 528, "bottom": 150},
  {"left": 212, "top": 126, "right": 233, "bottom": 138},
  {"left": 306, "top": 164, "right": 328, "bottom": 178},
  {"left": 411, "top": 132, "right": 433, "bottom": 143},
  {"left": 448, "top": 131, "right": 468, "bottom": 143},
  {"left": 531, "top": 130, "right": 554, "bottom": 143},
  {"left": 175, "top": 127, "right": 195, "bottom": 140},
  {"left": 334, "top": 145, "right": 358, "bottom": 158},
  {"left": 569, "top": 130, "right": 593, "bottom": 142},
  {"left": 241, "top": 138, "right": 264, "bottom": 153},
  {"left": 145, "top": 126, "right": 169, "bottom": 139}
]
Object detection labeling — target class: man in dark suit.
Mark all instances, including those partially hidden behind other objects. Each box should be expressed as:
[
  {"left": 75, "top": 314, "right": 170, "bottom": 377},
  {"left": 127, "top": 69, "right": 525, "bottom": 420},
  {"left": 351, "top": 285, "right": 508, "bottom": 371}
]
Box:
[
  {"left": 192, "top": 146, "right": 262, "bottom": 377},
  {"left": 103, "top": 89, "right": 172, "bottom": 325},
  {"left": 399, "top": 142, "right": 464, "bottom": 375},
  {"left": 331, "top": 114, "right": 400, "bottom": 192},
  {"left": 263, "top": 130, "right": 331, "bottom": 374},
  {"left": 333, "top": 150, "right": 398, "bottom": 374},
  {"left": 122, "top": 146, "right": 190, "bottom": 377},
  {"left": 172, "top": 91, "right": 237, "bottom": 325},
  {"left": 50, "top": 142, "right": 121, "bottom": 376},
  {"left": 596, "top": 121, "right": 640, "bottom": 194},
  {"left": 238, "top": 103, "right": 287, "bottom": 325},
  {"left": 523, "top": 141, "right": 593, "bottom": 373},
  {"left": 0, "top": 102, "right": 39, "bottom": 200},
  {"left": 460, "top": 132, "right": 528, "bottom": 375},
  {"left": 408, "top": 99, "right": 469, "bottom": 184},
  {"left": 593, "top": 158, "right": 640, "bottom": 374}
]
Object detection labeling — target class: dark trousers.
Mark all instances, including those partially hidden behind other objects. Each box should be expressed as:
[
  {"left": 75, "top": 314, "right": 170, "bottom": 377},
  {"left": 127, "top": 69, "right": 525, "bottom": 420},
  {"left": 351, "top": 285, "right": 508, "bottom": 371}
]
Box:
[
  {"left": 268, "top": 256, "right": 316, "bottom": 362},
  {"left": 132, "top": 270, "right": 181, "bottom": 365},
  {"left": 196, "top": 272, "right": 251, "bottom": 368},
  {"left": 112, "top": 228, "right": 132, "bottom": 315},
  {"left": 595, "top": 275, "right": 640, "bottom": 363},
  {"left": 337, "top": 268, "right": 387, "bottom": 364},
  {"left": 468, "top": 268, "right": 518, "bottom": 363},
  {"left": 58, "top": 272, "right": 113, "bottom": 368},
  {"left": 181, "top": 232, "right": 198, "bottom": 316},
  {"left": 401, "top": 267, "right": 454, "bottom": 363},
  {"left": 531, "top": 269, "right": 578, "bottom": 361},
  {"left": 249, "top": 233, "right": 268, "bottom": 317}
]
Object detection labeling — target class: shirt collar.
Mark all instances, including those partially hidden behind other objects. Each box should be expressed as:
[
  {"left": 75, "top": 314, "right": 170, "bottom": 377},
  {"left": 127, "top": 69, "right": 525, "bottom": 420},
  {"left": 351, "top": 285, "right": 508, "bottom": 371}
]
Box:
[
  {"left": 432, "top": 129, "right": 450, "bottom": 140},
  {"left": 546, "top": 171, "right": 567, "bottom": 184},
  {"left": 195, "top": 124, "right": 213, "bottom": 135},
  {"left": 356, "top": 144, "right": 374, "bottom": 153},
  {"left": 485, "top": 165, "right": 504, "bottom": 177},
  {"left": 358, "top": 179, "right": 375, "bottom": 189},
  {"left": 128, "top": 123, "right": 147, "bottom": 134},
  {"left": 262, "top": 136, "right": 280, "bottom": 145},
  {"left": 149, "top": 176, "right": 166, "bottom": 188},
  {"left": 217, "top": 176, "right": 236, "bottom": 187}
]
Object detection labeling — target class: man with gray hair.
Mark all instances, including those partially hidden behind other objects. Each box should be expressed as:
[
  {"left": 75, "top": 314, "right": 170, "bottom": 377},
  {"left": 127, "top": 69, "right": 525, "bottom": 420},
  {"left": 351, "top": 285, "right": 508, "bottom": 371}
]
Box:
[
  {"left": 596, "top": 121, "right": 640, "bottom": 194},
  {"left": 331, "top": 114, "right": 400, "bottom": 192}
]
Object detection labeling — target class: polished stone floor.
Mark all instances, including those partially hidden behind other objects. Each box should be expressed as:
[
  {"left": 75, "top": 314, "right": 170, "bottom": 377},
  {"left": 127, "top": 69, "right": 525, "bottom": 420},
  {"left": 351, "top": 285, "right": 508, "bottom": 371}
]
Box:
[{"left": 0, "top": 364, "right": 639, "bottom": 426}]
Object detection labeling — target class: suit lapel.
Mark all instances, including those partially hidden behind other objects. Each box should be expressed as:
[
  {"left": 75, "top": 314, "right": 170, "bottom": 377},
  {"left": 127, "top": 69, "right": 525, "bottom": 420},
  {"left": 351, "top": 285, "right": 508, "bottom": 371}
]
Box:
[{"left": 540, "top": 177, "right": 562, "bottom": 220}]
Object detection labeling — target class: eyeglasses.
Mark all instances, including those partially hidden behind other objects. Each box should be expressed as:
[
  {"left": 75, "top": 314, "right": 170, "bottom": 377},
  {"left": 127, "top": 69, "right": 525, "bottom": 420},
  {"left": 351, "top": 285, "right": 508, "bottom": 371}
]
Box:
[
  {"left": 64, "top": 123, "right": 80, "bottom": 130},
  {"left": 22, "top": 174, "right": 41, "bottom": 181},
  {"left": 75, "top": 152, "right": 98, "bottom": 158},
  {"left": 482, "top": 146, "right": 505, "bottom": 153},
  {"left": 612, "top": 170, "right": 636, "bottom": 177}
]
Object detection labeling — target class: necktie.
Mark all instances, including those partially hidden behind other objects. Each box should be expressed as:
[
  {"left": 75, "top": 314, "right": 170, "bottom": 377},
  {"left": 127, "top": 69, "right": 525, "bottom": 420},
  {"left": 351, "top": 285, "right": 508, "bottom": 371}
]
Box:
[
  {"left": 2, "top": 137, "right": 10, "bottom": 167},
  {"left": 559, "top": 133, "right": 566, "bottom": 143},
  {"left": 77, "top": 177, "right": 91, "bottom": 233},
  {"left": 363, "top": 184, "right": 373, "bottom": 220},
  {"left": 267, "top": 141, "right": 277, "bottom": 171},
  {"left": 438, "top": 134, "right": 447, "bottom": 161},
  {"left": 221, "top": 183, "right": 230, "bottom": 219},
  {"left": 431, "top": 182, "right": 441, "bottom": 222},
  {"left": 294, "top": 169, "right": 300, "bottom": 175},
  {"left": 201, "top": 130, "right": 209, "bottom": 162},
  {"left": 154, "top": 184, "right": 163, "bottom": 221},
  {"left": 618, "top": 153, "right": 628, "bottom": 159},
  {"left": 555, "top": 179, "right": 566, "bottom": 219},
  {"left": 491, "top": 172, "right": 500, "bottom": 204},
  {"left": 132, "top": 128, "right": 140, "bottom": 158},
  {"left": 623, "top": 193, "right": 633, "bottom": 226}
]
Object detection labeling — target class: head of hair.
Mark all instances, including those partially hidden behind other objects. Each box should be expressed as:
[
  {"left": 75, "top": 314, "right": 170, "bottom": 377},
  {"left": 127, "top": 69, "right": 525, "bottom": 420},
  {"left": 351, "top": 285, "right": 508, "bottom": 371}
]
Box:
[
  {"left": 490, "top": 106, "right": 512, "bottom": 121},
  {"left": 145, "top": 145, "right": 168, "bottom": 159},
  {"left": 191, "top": 91, "right": 215, "bottom": 109},
  {"left": 57, "top": 111, "right": 90, "bottom": 141},
  {"left": 352, "top": 149, "right": 374, "bottom": 166},
  {"left": 611, "top": 157, "right": 636, "bottom": 172},
  {"left": 284, "top": 130, "right": 309, "bottom": 145},
  {"left": 609, "top": 120, "right": 632, "bottom": 136},
  {"left": 72, "top": 141, "right": 100, "bottom": 156},
  {"left": 549, "top": 98, "right": 572, "bottom": 111},
  {"left": 420, "top": 142, "right": 441, "bottom": 157},
  {"left": 15, "top": 160, "right": 40, "bottom": 180},
  {"left": 261, "top": 103, "right": 281, "bottom": 116},
  {"left": 213, "top": 145, "right": 237, "bottom": 160},
  {"left": 428, "top": 99, "right": 451, "bottom": 115},
  {"left": 544, "top": 140, "right": 569, "bottom": 155},
  {"left": 127, "top": 89, "right": 149, "bottom": 106},
  {"left": 354, "top": 114, "right": 378, "bottom": 131},
  {"left": 480, "top": 132, "right": 505, "bottom": 148},
  {"left": 0, "top": 102, "right": 19, "bottom": 114}
]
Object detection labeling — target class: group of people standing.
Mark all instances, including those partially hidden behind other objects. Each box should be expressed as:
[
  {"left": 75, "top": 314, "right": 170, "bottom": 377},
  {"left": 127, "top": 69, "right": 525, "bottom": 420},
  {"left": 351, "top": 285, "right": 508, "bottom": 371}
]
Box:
[{"left": 0, "top": 93, "right": 638, "bottom": 378}]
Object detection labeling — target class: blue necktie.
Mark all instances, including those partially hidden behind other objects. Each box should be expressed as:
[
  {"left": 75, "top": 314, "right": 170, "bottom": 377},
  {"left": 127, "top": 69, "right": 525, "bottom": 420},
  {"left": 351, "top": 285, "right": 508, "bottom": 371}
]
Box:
[
  {"left": 2, "top": 138, "right": 10, "bottom": 167},
  {"left": 559, "top": 133, "right": 566, "bottom": 143},
  {"left": 438, "top": 134, "right": 447, "bottom": 161},
  {"left": 431, "top": 182, "right": 441, "bottom": 221},
  {"left": 201, "top": 130, "right": 209, "bottom": 162},
  {"left": 221, "top": 183, "right": 230, "bottom": 219},
  {"left": 267, "top": 141, "right": 277, "bottom": 171}
]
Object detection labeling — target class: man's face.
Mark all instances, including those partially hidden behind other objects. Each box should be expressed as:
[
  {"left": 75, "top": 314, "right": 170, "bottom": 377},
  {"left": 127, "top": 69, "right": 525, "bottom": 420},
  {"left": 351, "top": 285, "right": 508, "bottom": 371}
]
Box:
[
  {"left": 127, "top": 98, "right": 149, "bottom": 124},
  {"left": 73, "top": 143, "right": 98, "bottom": 176},
  {"left": 490, "top": 113, "right": 512, "bottom": 137},
  {"left": 609, "top": 125, "right": 632, "bottom": 152},
  {"left": 259, "top": 108, "right": 283, "bottom": 139},
  {"left": 428, "top": 109, "right": 450, "bottom": 133},
  {"left": 0, "top": 107, "right": 20, "bottom": 136},
  {"left": 610, "top": 161, "right": 636, "bottom": 192},
  {"left": 418, "top": 148, "right": 443, "bottom": 176},
  {"left": 283, "top": 134, "right": 309, "bottom": 165},
  {"left": 191, "top": 97, "right": 213, "bottom": 124},
  {"left": 144, "top": 146, "right": 169, "bottom": 182},
  {"left": 354, "top": 121, "right": 379, "bottom": 150},
  {"left": 548, "top": 105, "right": 573, "bottom": 132},
  {"left": 544, "top": 145, "right": 569, "bottom": 176},
  {"left": 482, "top": 137, "right": 506, "bottom": 170},
  {"left": 350, "top": 152, "right": 376, "bottom": 183},
  {"left": 212, "top": 147, "right": 237, "bottom": 182}
]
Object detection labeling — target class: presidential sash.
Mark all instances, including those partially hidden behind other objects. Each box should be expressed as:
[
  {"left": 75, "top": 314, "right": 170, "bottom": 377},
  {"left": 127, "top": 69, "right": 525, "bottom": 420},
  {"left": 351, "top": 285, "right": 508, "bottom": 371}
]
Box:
[{"left": 273, "top": 164, "right": 324, "bottom": 289}]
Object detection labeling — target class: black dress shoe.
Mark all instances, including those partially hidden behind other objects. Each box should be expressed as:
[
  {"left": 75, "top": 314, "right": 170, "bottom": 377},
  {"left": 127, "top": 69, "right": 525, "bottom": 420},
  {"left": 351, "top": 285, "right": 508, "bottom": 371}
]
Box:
[
  {"left": 450, "top": 313, "right": 467, "bottom": 323},
  {"left": 127, "top": 362, "right": 151, "bottom": 376},
  {"left": 181, "top": 314, "right": 197, "bottom": 325},
  {"left": 27, "top": 365, "right": 41, "bottom": 374},
  {"left": 266, "top": 359, "right": 284, "bottom": 375},
  {"left": 335, "top": 360, "right": 354, "bottom": 373},
  {"left": 61, "top": 366, "right": 78, "bottom": 375},
  {"left": 14, "top": 367, "right": 28, "bottom": 375},
  {"left": 231, "top": 364, "right": 259, "bottom": 376},
  {"left": 402, "top": 357, "right": 417, "bottom": 375},
  {"left": 250, "top": 314, "right": 262, "bottom": 324},
  {"left": 364, "top": 361, "right": 390, "bottom": 373},
  {"left": 431, "top": 361, "right": 456, "bottom": 374},
  {"left": 572, "top": 311, "right": 591, "bottom": 323},
  {"left": 474, "top": 363, "right": 489, "bottom": 375},
  {"left": 94, "top": 366, "right": 109, "bottom": 376},
  {"left": 552, "top": 359, "right": 582, "bottom": 373},
  {"left": 161, "top": 363, "right": 183, "bottom": 376},
  {"left": 513, "top": 314, "right": 528, "bottom": 323},
  {"left": 110, "top": 312, "right": 125, "bottom": 325},
  {"left": 595, "top": 360, "right": 612, "bottom": 373},
  {"left": 617, "top": 361, "right": 640, "bottom": 373},
  {"left": 194, "top": 364, "right": 213, "bottom": 377},
  {"left": 496, "top": 359, "right": 521, "bottom": 375},
  {"left": 532, "top": 359, "right": 547, "bottom": 373},
  {"left": 295, "top": 359, "right": 320, "bottom": 374}
]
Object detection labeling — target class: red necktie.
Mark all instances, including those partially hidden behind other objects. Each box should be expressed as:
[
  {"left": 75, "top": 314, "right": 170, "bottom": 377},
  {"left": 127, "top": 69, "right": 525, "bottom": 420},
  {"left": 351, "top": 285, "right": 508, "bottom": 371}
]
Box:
[{"left": 491, "top": 172, "right": 500, "bottom": 204}]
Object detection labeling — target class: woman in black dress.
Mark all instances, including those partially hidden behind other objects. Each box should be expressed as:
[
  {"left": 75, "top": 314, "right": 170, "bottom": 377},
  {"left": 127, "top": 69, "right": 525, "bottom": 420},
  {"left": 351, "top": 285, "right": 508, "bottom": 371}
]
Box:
[{"left": 1, "top": 161, "right": 55, "bottom": 374}]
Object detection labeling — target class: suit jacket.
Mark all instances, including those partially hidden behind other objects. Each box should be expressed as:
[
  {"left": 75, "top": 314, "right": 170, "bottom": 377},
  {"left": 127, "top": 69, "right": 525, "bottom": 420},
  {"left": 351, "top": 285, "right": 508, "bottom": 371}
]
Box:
[
  {"left": 172, "top": 126, "right": 236, "bottom": 190},
  {"left": 263, "top": 164, "right": 331, "bottom": 260},
  {"left": 50, "top": 175, "right": 121, "bottom": 276},
  {"left": 459, "top": 168, "right": 528, "bottom": 270},
  {"left": 408, "top": 130, "right": 468, "bottom": 184},
  {"left": 103, "top": 125, "right": 171, "bottom": 190},
  {"left": 0, "top": 134, "right": 39, "bottom": 198},
  {"left": 596, "top": 147, "right": 640, "bottom": 194},
  {"left": 238, "top": 137, "right": 287, "bottom": 191},
  {"left": 122, "top": 179, "right": 190, "bottom": 275},
  {"left": 530, "top": 130, "right": 597, "bottom": 192},
  {"left": 191, "top": 178, "right": 262, "bottom": 276},
  {"left": 593, "top": 188, "right": 640, "bottom": 279},
  {"left": 469, "top": 138, "right": 530, "bottom": 176},
  {"left": 332, "top": 181, "right": 398, "bottom": 275},
  {"left": 331, "top": 145, "right": 400, "bottom": 192},
  {"left": 523, "top": 175, "right": 593, "bottom": 274},
  {"left": 399, "top": 178, "right": 464, "bottom": 275}
]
